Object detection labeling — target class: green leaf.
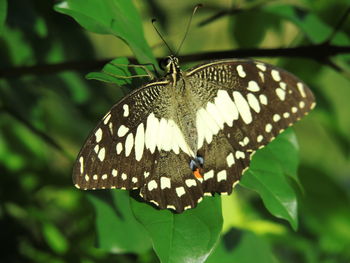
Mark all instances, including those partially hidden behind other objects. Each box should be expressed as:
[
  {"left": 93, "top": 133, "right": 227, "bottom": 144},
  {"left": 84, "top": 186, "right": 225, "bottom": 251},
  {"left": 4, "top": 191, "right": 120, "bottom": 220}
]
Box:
[
  {"left": 266, "top": 129, "right": 299, "bottom": 182},
  {"left": 206, "top": 228, "right": 277, "bottom": 263},
  {"left": 240, "top": 129, "right": 298, "bottom": 230},
  {"left": 42, "top": 222, "right": 69, "bottom": 254},
  {"left": 264, "top": 4, "right": 350, "bottom": 45},
  {"left": 54, "top": 0, "right": 155, "bottom": 64},
  {"left": 0, "top": 0, "right": 6, "bottom": 34},
  {"left": 87, "top": 190, "right": 152, "bottom": 254},
  {"left": 86, "top": 57, "right": 152, "bottom": 86},
  {"left": 131, "top": 196, "right": 223, "bottom": 263},
  {"left": 233, "top": 9, "right": 280, "bottom": 48}
]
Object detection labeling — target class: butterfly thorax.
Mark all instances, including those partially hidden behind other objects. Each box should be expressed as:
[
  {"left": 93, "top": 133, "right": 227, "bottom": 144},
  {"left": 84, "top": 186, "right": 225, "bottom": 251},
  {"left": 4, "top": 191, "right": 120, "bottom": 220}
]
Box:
[{"left": 160, "top": 55, "right": 182, "bottom": 87}]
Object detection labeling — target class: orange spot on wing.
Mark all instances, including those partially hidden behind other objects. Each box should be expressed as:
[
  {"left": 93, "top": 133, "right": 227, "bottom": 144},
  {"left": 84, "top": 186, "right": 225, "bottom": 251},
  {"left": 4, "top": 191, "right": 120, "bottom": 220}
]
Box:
[{"left": 193, "top": 168, "right": 203, "bottom": 179}]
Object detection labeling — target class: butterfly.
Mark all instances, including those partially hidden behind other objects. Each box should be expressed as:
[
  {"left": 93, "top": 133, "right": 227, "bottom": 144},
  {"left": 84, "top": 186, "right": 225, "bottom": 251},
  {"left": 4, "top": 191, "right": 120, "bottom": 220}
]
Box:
[{"left": 73, "top": 55, "right": 315, "bottom": 212}]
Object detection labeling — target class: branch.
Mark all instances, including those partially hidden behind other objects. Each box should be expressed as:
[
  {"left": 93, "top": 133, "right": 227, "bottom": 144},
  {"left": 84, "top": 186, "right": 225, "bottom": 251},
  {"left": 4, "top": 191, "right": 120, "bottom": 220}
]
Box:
[
  {"left": 0, "top": 44, "right": 349, "bottom": 78},
  {"left": 179, "top": 44, "right": 350, "bottom": 62}
]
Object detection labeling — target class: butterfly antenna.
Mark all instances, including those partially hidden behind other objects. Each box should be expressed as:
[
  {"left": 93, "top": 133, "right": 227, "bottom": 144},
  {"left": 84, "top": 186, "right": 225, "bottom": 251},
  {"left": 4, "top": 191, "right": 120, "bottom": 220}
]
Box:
[
  {"left": 175, "top": 4, "right": 203, "bottom": 56},
  {"left": 152, "top": 19, "right": 174, "bottom": 54}
]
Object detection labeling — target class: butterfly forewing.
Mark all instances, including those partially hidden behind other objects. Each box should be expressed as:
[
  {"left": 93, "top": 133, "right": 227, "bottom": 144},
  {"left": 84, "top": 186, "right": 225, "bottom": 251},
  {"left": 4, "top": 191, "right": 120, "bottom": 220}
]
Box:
[
  {"left": 186, "top": 59, "right": 314, "bottom": 150},
  {"left": 73, "top": 58, "right": 315, "bottom": 213},
  {"left": 73, "top": 83, "right": 166, "bottom": 191}
]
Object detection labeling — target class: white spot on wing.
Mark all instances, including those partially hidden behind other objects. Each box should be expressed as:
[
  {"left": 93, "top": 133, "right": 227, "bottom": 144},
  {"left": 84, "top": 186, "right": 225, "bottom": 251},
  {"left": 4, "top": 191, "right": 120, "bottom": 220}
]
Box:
[
  {"left": 204, "top": 170, "right": 214, "bottom": 181},
  {"left": 116, "top": 143, "right": 123, "bottom": 154},
  {"left": 160, "top": 177, "right": 171, "bottom": 189},
  {"left": 145, "top": 113, "right": 159, "bottom": 153},
  {"left": 98, "top": 147, "right": 105, "bottom": 161},
  {"left": 217, "top": 170, "right": 227, "bottom": 182},
  {"left": 123, "top": 104, "right": 129, "bottom": 117},
  {"left": 117, "top": 125, "right": 129, "bottom": 137},
  {"left": 247, "top": 93, "right": 261, "bottom": 113},
  {"left": 145, "top": 113, "right": 194, "bottom": 156},
  {"left": 206, "top": 102, "right": 225, "bottom": 129},
  {"left": 259, "top": 71, "right": 265, "bottom": 82},
  {"left": 157, "top": 118, "right": 173, "bottom": 152},
  {"left": 256, "top": 63, "right": 266, "bottom": 71},
  {"left": 112, "top": 169, "right": 118, "bottom": 177},
  {"left": 283, "top": 112, "right": 290, "bottom": 118},
  {"left": 196, "top": 107, "right": 219, "bottom": 147},
  {"left": 235, "top": 151, "right": 245, "bottom": 159},
  {"left": 102, "top": 174, "right": 108, "bottom": 180},
  {"left": 265, "top": 123, "right": 272, "bottom": 133},
  {"left": 121, "top": 173, "right": 127, "bottom": 180},
  {"left": 169, "top": 119, "right": 194, "bottom": 156},
  {"left": 226, "top": 153, "right": 235, "bottom": 167},
  {"left": 233, "top": 180, "right": 240, "bottom": 188},
  {"left": 259, "top": 94, "right": 268, "bottom": 105},
  {"left": 95, "top": 128, "right": 103, "bottom": 143},
  {"left": 185, "top": 179, "right": 196, "bottom": 187},
  {"left": 184, "top": 205, "right": 191, "bottom": 210},
  {"left": 247, "top": 81, "right": 260, "bottom": 92},
  {"left": 79, "top": 157, "right": 84, "bottom": 174},
  {"left": 297, "top": 82, "right": 306, "bottom": 98},
  {"left": 233, "top": 91, "right": 252, "bottom": 124},
  {"left": 236, "top": 65, "right": 246, "bottom": 78},
  {"left": 125, "top": 133, "right": 134, "bottom": 157},
  {"left": 176, "top": 187, "right": 186, "bottom": 197},
  {"left": 276, "top": 88, "right": 286, "bottom": 101},
  {"left": 108, "top": 122, "right": 113, "bottom": 135},
  {"left": 94, "top": 144, "right": 99, "bottom": 154},
  {"left": 273, "top": 114, "right": 281, "bottom": 122},
  {"left": 257, "top": 135, "right": 263, "bottom": 142},
  {"left": 271, "top": 69, "right": 281, "bottom": 81},
  {"left": 135, "top": 123, "right": 145, "bottom": 161},
  {"left": 214, "top": 90, "right": 239, "bottom": 128},
  {"left": 279, "top": 82, "right": 287, "bottom": 90},
  {"left": 103, "top": 114, "right": 111, "bottom": 125}
]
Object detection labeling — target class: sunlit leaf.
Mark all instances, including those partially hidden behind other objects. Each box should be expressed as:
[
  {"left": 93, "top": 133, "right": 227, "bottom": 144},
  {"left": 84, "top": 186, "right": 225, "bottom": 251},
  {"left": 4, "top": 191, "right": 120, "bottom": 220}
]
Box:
[
  {"left": 131, "top": 196, "right": 223, "bottom": 263},
  {"left": 206, "top": 228, "right": 277, "bottom": 263},
  {"left": 240, "top": 129, "right": 298, "bottom": 230},
  {"left": 54, "top": 0, "right": 155, "bottom": 64},
  {"left": 42, "top": 223, "right": 69, "bottom": 254}
]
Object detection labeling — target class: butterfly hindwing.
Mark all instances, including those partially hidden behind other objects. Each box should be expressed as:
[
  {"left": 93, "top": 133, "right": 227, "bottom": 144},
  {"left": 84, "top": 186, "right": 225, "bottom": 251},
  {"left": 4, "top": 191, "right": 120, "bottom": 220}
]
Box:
[{"left": 139, "top": 150, "right": 204, "bottom": 211}]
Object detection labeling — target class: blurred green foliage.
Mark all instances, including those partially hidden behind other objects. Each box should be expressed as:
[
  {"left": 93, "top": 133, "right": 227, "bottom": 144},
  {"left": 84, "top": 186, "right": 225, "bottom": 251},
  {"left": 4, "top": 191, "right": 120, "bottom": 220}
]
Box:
[{"left": 1, "top": 0, "right": 350, "bottom": 263}]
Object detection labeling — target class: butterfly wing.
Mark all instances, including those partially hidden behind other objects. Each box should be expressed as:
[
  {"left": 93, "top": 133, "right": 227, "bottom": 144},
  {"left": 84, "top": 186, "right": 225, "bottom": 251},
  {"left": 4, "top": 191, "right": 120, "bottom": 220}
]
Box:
[
  {"left": 73, "top": 80, "right": 205, "bottom": 212},
  {"left": 73, "top": 82, "right": 168, "bottom": 191},
  {"left": 74, "top": 58, "right": 315, "bottom": 213},
  {"left": 185, "top": 59, "right": 315, "bottom": 194}
]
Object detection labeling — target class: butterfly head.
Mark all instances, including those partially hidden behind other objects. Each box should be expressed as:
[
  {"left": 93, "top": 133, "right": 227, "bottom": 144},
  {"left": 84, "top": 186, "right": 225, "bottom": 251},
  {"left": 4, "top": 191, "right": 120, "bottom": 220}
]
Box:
[{"left": 159, "top": 56, "right": 181, "bottom": 86}]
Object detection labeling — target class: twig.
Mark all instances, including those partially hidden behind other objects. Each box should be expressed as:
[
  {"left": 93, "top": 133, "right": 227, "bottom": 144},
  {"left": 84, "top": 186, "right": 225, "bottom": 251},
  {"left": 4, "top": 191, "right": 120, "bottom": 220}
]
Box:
[{"left": 0, "top": 44, "right": 349, "bottom": 78}]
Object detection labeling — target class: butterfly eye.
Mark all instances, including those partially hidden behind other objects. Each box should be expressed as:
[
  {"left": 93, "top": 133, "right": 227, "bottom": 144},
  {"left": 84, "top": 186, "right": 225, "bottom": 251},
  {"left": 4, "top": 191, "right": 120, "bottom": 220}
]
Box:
[{"left": 159, "top": 57, "right": 171, "bottom": 71}]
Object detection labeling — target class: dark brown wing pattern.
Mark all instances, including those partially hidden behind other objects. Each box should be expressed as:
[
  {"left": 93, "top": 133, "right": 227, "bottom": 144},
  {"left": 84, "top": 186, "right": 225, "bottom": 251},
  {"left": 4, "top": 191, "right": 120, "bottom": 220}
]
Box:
[
  {"left": 185, "top": 59, "right": 315, "bottom": 197},
  {"left": 73, "top": 58, "right": 315, "bottom": 212}
]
